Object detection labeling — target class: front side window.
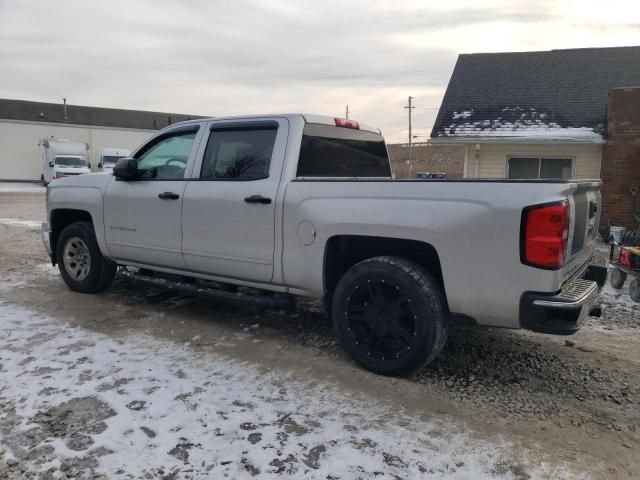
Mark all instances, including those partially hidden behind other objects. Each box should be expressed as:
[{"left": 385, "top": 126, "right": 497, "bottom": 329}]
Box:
[
  {"left": 297, "top": 124, "right": 390, "bottom": 177},
  {"left": 135, "top": 131, "right": 197, "bottom": 179},
  {"left": 508, "top": 156, "right": 573, "bottom": 179},
  {"left": 200, "top": 127, "right": 277, "bottom": 180}
]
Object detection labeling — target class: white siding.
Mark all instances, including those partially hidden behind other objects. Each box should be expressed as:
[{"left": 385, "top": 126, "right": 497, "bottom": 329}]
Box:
[
  {"left": 0, "top": 120, "right": 154, "bottom": 181},
  {"left": 464, "top": 142, "right": 603, "bottom": 179}
]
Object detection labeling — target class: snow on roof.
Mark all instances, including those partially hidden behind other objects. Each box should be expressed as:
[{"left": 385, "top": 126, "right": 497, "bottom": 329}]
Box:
[
  {"left": 439, "top": 106, "right": 604, "bottom": 142},
  {"left": 431, "top": 46, "right": 640, "bottom": 141}
]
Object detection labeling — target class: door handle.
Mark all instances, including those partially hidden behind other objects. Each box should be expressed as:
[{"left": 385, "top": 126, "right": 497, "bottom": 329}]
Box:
[
  {"left": 244, "top": 195, "right": 272, "bottom": 205},
  {"left": 158, "top": 192, "right": 180, "bottom": 200}
]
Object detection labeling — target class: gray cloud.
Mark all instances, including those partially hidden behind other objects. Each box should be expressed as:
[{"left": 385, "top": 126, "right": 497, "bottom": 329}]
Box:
[{"left": 0, "top": 0, "right": 633, "bottom": 141}]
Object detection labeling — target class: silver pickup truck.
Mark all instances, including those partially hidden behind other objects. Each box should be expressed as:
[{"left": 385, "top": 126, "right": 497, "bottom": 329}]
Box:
[{"left": 43, "top": 114, "right": 606, "bottom": 375}]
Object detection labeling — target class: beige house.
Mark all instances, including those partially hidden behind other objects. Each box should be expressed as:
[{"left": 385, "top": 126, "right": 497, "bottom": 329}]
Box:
[{"left": 430, "top": 46, "right": 640, "bottom": 180}]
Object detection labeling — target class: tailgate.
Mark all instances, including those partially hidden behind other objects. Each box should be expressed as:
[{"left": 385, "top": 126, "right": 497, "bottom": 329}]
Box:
[{"left": 562, "top": 181, "right": 601, "bottom": 282}]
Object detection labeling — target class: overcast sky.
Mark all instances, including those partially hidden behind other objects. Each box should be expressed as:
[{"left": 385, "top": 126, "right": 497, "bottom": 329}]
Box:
[{"left": 1, "top": 0, "right": 639, "bottom": 143}]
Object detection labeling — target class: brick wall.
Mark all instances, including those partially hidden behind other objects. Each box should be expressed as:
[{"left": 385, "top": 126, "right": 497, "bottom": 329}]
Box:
[
  {"left": 601, "top": 87, "right": 640, "bottom": 233},
  {"left": 387, "top": 143, "right": 465, "bottom": 179}
]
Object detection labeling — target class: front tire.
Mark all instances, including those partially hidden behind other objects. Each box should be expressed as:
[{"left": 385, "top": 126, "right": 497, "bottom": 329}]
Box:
[
  {"left": 332, "top": 256, "right": 448, "bottom": 376},
  {"left": 56, "top": 221, "right": 116, "bottom": 293}
]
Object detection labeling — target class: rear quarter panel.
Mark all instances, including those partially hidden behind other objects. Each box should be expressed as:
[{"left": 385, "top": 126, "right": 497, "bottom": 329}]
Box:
[{"left": 282, "top": 180, "right": 584, "bottom": 328}]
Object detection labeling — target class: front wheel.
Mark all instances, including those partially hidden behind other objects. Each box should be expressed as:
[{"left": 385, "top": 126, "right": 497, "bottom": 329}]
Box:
[
  {"left": 56, "top": 221, "right": 117, "bottom": 293},
  {"left": 332, "top": 256, "right": 448, "bottom": 376}
]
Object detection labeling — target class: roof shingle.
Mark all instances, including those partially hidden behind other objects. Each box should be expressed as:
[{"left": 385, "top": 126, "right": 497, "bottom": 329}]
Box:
[{"left": 431, "top": 46, "right": 640, "bottom": 140}]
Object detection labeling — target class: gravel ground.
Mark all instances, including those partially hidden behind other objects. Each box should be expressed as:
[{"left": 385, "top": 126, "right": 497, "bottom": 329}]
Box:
[{"left": 0, "top": 190, "right": 639, "bottom": 478}]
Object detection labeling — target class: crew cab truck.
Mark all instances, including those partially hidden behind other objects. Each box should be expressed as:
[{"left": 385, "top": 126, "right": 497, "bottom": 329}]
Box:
[{"left": 42, "top": 114, "right": 606, "bottom": 376}]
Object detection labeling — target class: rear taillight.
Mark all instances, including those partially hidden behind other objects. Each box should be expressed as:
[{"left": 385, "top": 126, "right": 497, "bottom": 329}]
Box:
[
  {"left": 521, "top": 200, "right": 569, "bottom": 269},
  {"left": 334, "top": 117, "right": 360, "bottom": 129}
]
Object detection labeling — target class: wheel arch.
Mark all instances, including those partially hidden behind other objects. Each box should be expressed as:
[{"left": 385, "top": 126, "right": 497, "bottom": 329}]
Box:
[
  {"left": 50, "top": 209, "right": 94, "bottom": 264},
  {"left": 323, "top": 235, "right": 447, "bottom": 308}
]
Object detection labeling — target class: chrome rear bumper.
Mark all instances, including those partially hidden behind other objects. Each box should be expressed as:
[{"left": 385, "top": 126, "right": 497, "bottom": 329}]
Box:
[{"left": 520, "top": 262, "right": 605, "bottom": 335}]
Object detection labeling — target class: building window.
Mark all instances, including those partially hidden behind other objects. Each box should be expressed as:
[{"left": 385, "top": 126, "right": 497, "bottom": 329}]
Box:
[{"left": 507, "top": 156, "right": 574, "bottom": 179}]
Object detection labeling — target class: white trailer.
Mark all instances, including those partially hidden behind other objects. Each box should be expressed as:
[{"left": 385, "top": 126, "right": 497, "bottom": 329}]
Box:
[
  {"left": 40, "top": 138, "right": 91, "bottom": 185},
  {"left": 98, "top": 147, "right": 131, "bottom": 174}
]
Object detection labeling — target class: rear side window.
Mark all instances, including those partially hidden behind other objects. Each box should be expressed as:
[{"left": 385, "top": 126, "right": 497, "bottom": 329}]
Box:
[
  {"left": 200, "top": 126, "right": 277, "bottom": 180},
  {"left": 297, "top": 124, "right": 390, "bottom": 177}
]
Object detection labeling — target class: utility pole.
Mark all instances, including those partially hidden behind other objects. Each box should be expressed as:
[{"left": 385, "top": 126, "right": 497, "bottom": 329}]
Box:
[
  {"left": 404, "top": 96, "right": 415, "bottom": 177},
  {"left": 345, "top": 105, "right": 349, "bottom": 119},
  {"left": 63, "top": 97, "right": 68, "bottom": 121}
]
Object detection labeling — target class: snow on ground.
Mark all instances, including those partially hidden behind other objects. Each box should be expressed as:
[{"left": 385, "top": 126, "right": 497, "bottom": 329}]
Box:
[
  {"left": 0, "top": 218, "right": 41, "bottom": 229},
  {"left": 0, "top": 182, "right": 44, "bottom": 193},
  {"left": 601, "top": 282, "right": 640, "bottom": 312},
  {"left": 0, "top": 304, "right": 580, "bottom": 479}
]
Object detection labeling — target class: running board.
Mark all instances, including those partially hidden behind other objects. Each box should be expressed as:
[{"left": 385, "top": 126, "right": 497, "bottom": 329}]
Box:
[{"left": 117, "top": 268, "right": 296, "bottom": 309}]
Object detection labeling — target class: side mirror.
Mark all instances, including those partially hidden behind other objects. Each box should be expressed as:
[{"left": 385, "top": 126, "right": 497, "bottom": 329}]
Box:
[
  {"left": 98, "top": 162, "right": 102, "bottom": 169},
  {"left": 88, "top": 162, "right": 92, "bottom": 169},
  {"left": 113, "top": 157, "right": 138, "bottom": 180},
  {"left": 49, "top": 162, "right": 54, "bottom": 167}
]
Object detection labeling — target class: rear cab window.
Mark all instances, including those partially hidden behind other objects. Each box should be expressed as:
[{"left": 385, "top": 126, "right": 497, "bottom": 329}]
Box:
[{"left": 297, "top": 124, "right": 391, "bottom": 178}]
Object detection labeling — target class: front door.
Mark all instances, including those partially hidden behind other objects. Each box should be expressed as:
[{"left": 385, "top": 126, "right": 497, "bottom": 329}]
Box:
[
  {"left": 104, "top": 126, "right": 201, "bottom": 269},
  {"left": 181, "top": 119, "right": 288, "bottom": 282}
]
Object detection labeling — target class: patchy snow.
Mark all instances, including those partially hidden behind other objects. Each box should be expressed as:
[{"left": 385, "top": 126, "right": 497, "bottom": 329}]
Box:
[
  {"left": 599, "top": 282, "right": 640, "bottom": 316},
  {"left": 440, "top": 106, "right": 604, "bottom": 142},
  {"left": 0, "top": 304, "right": 582, "bottom": 479},
  {"left": 36, "top": 262, "right": 61, "bottom": 279},
  {"left": 0, "top": 218, "right": 41, "bottom": 229},
  {"left": 445, "top": 124, "right": 603, "bottom": 141},
  {"left": 0, "top": 182, "right": 44, "bottom": 193},
  {"left": 452, "top": 110, "right": 473, "bottom": 119}
]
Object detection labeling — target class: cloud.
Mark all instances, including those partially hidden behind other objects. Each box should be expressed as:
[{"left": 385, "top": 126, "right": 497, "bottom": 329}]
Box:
[{"left": 0, "top": 0, "right": 638, "bottom": 143}]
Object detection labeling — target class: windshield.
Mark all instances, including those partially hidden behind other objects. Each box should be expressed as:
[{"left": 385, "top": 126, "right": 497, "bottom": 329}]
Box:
[
  {"left": 102, "top": 155, "right": 127, "bottom": 167},
  {"left": 54, "top": 156, "right": 88, "bottom": 168}
]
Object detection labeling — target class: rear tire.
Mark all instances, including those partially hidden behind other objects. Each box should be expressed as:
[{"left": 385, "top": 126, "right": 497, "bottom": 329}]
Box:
[
  {"left": 611, "top": 268, "right": 627, "bottom": 289},
  {"left": 56, "top": 221, "right": 116, "bottom": 293},
  {"left": 332, "top": 256, "right": 448, "bottom": 376}
]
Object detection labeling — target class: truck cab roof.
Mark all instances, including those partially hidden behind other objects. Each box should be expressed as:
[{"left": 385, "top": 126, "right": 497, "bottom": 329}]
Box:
[{"left": 158, "top": 114, "right": 381, "bottom": 135}]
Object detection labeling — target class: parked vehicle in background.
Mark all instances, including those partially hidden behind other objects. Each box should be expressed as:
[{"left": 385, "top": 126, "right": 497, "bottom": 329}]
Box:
[
  {"left": 42, "top": 114, "right": 606, "bottom": 376},
  {"left": 98, "top": 148, "right": 131, "bottom": 174},
  {"left": 40, "top": 138, "right": 90, "bottom": 185},
  {"left": 416, "top": 172, "right": 446, "bottom": 179}
]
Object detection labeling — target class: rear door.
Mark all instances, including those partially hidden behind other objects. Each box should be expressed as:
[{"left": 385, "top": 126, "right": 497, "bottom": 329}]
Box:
[
  {"left": 181, "top": 118, "right": 288, "bottom": 282},
  {"left": 103, "top": 124, "right": 203, "bottom": 269}
]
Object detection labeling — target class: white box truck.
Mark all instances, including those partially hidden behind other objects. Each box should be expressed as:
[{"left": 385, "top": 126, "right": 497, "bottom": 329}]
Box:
[
  {"left": 40, "top": 138, "right": 91, "bottom": 185},
  {"left": 98, "top": 148, "right": 131, "bottom": 174}
]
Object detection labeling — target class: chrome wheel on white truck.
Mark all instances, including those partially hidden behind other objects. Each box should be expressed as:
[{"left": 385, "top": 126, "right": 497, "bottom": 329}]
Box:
[{"left": 56, "top": 222, "right": 117, "bottom": 293}]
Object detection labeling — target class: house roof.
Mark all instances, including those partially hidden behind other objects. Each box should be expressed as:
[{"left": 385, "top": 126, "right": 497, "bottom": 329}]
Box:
[
  {"left": 431, "top": 46, "right": 640, "bottom": 142},
  {"left": 0, "top": 98, "right": 205, "bottom": 131}
]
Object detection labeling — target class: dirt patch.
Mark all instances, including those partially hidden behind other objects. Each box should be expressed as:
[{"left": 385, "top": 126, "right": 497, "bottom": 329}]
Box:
[{"left": 33, "top": 397, "right": 116, "bottom": 451}]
